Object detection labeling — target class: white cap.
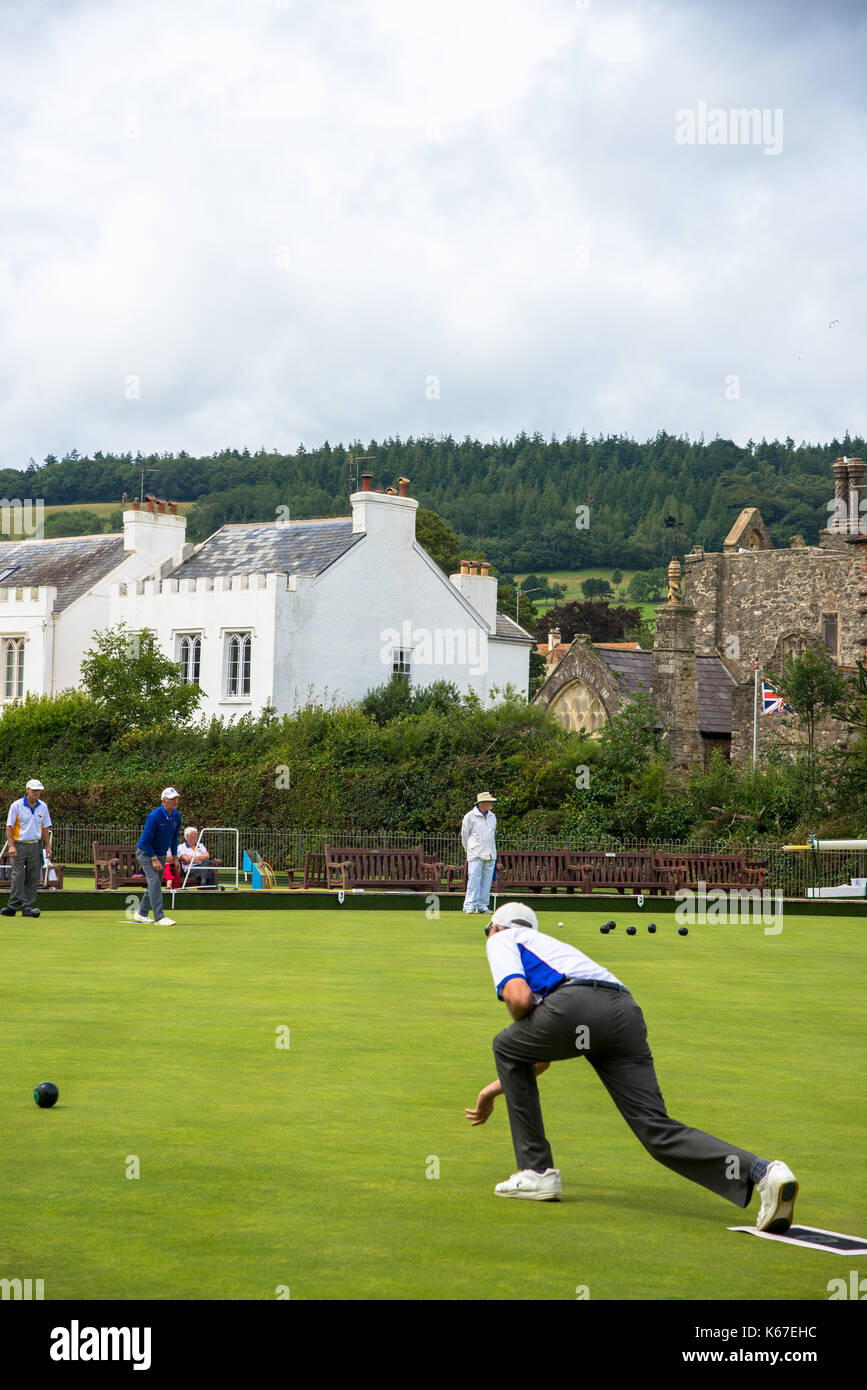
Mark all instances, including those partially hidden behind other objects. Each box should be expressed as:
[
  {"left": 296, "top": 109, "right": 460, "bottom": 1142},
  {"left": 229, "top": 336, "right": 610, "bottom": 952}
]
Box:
[
  {"left": 487, "top": 901, "right": 538, "bottom": 933},
  {"left": 26, "top": 779, "right": 45, "bottom": 791},
  {"left": 161, "top": 787, "right": 180, "bottom": 800}
]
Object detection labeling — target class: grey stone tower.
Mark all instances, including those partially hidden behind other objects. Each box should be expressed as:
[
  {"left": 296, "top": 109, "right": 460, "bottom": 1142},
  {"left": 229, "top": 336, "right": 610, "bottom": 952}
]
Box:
[{"left": 650, "top": 558, "right": 703, "bottom": 773}]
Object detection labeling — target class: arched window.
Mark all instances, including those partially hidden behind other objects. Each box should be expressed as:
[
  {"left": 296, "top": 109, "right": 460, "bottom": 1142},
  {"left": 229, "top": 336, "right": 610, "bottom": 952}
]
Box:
[
  {"left": 225, "top": 633, "right": 251, "bottom": 697},
  {"left": 2, "top": 637, "right": 24, "bottom": 701},
  {"left": 178, "top": 635, "right": 202, "bottom": 685}
]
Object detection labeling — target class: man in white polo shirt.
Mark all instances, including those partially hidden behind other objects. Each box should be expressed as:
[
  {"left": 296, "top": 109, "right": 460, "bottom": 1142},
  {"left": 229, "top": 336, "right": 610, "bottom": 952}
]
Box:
[
  {"left": 465, "top": 902, "right": 800, "bottom": 1233},
  {"left": 2, "top": 779, "right": 53, "bottom": 919}
]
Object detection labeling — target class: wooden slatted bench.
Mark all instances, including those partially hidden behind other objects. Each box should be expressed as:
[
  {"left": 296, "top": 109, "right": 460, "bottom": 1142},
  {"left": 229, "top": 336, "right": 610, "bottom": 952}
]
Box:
[
  {"left": 446, "top": 863, "right": 468, "bottom": 892},
  {"left": 655, "top": 852, "right": 767, "bottom": 891},
  {"left": 324, "top": 845, "right": 442, "bottom": 892},
  {"left": 445, "top": 852, "right": 586, "bottom": 895},
  {"left": 571, "top": 851, "right": 678, "bottom": 896},
  {"left": 290, "top": 851, "right": 328, "bottom": 889},
  {"left": 495, "top": 850, "right": 584, "bottom": 894},
  {"left": 93, "top": 843, "right": 146, "bottom": 891},
  {"left": 1, "top": 850, "right": 66, "bottom": 890}
]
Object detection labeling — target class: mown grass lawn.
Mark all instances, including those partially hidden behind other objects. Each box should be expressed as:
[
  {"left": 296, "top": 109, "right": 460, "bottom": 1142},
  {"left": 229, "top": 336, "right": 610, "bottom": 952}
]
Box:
[{"left": 1, "top": 904, "right": 864, "bottom": 1300}]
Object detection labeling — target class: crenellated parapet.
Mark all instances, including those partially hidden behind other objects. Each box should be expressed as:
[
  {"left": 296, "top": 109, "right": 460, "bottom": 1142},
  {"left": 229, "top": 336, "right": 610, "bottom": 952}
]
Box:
[
  {"left": 0, "top": 584, "right": 58, "bottom": 610},
  {"left": 111, "top": 572, "right": 282, "bottom": 599}
]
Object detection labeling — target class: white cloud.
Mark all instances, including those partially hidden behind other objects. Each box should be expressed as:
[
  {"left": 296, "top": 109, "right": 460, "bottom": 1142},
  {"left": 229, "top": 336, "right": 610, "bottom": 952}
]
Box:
[{"left": 0, "top": 0, "right": 865, "bottom": 468}]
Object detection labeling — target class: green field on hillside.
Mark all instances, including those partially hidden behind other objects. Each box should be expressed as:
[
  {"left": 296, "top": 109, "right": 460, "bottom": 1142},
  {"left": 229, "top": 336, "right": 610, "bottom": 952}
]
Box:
[
  {"left": 1, "top": 904, "right": 863, "bottom": 1301},
  {"left": 516, "top": 569, "right": 662, "bottom": 627}
]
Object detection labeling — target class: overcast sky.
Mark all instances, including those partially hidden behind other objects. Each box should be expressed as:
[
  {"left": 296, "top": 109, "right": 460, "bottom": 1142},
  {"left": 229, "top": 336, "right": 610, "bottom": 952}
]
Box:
[{"left": 1, "top": 0, "right": 865, "bottom": 470}]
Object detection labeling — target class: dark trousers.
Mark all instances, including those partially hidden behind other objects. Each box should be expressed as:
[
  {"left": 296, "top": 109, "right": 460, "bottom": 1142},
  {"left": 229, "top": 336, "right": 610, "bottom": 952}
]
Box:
[
  {"left": 492, "top": 981, "right": 758, "bottom": 1208},
  {"left": 8, "top": 841, "right": 42, "bottom": 910}
]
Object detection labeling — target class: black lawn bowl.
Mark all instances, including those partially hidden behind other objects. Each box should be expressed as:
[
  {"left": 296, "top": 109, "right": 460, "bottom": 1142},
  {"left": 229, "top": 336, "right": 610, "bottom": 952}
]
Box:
[{"left": 33, "top": 1082, "right": 59, "bottom": 1108}]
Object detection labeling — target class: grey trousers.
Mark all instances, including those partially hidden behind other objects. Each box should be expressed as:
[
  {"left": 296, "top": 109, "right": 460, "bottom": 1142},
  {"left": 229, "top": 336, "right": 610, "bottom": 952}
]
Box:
[
  {"left": 135, "top": 848, "right": 167, "bottom": 921},
  {"left": 8, "top": 841, "right": 43, "bottom": 910},
  {"left": 492, "top": 981, "right": 759, "bottom": 1208}
]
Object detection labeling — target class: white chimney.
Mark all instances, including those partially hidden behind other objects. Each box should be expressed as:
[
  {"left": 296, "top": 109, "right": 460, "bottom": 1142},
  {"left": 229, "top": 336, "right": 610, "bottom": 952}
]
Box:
[
  {"left": 123, "top": 507, "right": 188, "bottom": 567},
  {"left": 350, "top": 487, "right": 418, "bottom": 548},
  {"left": 450, "top": 564, "right": 498, "bottom": 634}
]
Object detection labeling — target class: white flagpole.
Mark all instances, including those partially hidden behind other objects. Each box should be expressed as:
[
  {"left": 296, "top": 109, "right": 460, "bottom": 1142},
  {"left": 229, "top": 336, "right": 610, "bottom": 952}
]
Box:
[{"left": 753, "top": 662, "right": 759, "bottom": 766}]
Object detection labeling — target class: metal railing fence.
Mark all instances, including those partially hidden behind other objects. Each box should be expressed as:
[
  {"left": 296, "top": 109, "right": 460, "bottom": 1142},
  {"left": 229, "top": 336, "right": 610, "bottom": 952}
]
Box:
[{"left": 48, "top": 824, "right": 867, "bottom": 897}]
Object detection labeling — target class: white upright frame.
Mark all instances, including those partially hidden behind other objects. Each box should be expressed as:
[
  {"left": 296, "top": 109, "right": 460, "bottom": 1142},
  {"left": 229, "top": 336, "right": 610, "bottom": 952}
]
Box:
[{"left": 173, "top": 827, "right": 241, "bottom": 905}]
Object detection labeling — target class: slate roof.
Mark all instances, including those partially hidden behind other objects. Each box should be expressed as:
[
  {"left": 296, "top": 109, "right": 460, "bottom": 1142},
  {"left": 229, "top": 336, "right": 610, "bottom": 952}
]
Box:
[
  {"left": 173, "top": 519, "right": 363, "bottom": 580},
  {"left": 0, "top": 535, "right": 126, "bottom": 612},
  {"left": 496, "top": 613, "right": 534, "bottom": 643},
  {"left": 595, "top": 647, "right": 736, "bottom": 735}
]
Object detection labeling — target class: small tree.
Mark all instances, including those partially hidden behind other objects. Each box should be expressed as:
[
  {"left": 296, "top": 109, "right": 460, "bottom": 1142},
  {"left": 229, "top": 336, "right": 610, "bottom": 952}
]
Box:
[
  {"left": 415, "top": 508, "right": 461, "bottom": 575},
  {"left": 627, "top": 570, "right": 666, "bottom": 604},
  {"left": 831, "top": 659, "right": 867, "bottom": 823},
  {"left": 581, "top": 576, "right": 613, "bottom": 600},
  {"left": 774, "top": 647, "right": 847, "bottom": 767},
  {"left": 81, "top": 624, "right": 203, "bottom": 730},
  {"left": 534, "top": 600, "right": 643, "bottom": 645},
  {"left": 43, "top": 509, "right": 105, "bottom": 538}
]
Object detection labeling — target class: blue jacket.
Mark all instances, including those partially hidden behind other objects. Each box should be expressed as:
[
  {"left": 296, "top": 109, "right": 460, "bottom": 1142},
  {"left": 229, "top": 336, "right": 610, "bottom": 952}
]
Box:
[{"left": 138, "top": 806, "right": 181, "bottom": 858}]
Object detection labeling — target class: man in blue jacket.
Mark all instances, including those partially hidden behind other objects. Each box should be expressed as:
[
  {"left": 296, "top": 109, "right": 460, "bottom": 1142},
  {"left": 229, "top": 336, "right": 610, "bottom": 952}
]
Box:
[{"left": 133, "top": 788, "right": 182, "bottom": 926}]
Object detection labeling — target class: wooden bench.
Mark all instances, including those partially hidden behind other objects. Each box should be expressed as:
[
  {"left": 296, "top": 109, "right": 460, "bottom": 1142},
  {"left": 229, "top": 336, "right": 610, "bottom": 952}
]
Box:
[
  {"left": 446, "top": 863, "right": 469, "bottom": 892},
  {"left": 495, "top": 850, "right": 584, "bottom": 894},
  {"left": 93, "top": 843, "right": 147, "bottom": 891},
  {"left": 94, "top": 842, "right": 225, "bottom": 891},
  {"left": 323, "top": 845, "right": 442, "bottom": 892},
  {"left": 446, "top": 851, "right": 672, "bottom": 896},
  {"left": 0, "top": 850, "right": 66, "bottom": 890},
  {"left": 445, "top": 852, "right": 587, "bottom": 895},
  {"left": 656, "top": 853, "right": 768, "bottom": 892},
  {"left": 571, "top": 851, "right": 679, "bottom": 896},
  {"left": 288, "top": 851, "right": 329, "bottom": 890}
]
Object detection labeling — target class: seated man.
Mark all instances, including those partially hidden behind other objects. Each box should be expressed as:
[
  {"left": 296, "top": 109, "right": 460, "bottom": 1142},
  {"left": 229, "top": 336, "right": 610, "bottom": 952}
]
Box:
[{"left": 178, "top": 827, "right": 218, "bottom": 888}]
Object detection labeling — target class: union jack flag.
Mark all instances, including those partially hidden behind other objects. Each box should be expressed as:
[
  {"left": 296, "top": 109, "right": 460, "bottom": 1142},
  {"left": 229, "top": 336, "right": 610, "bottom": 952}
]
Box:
[{"left": 761, "top": 680, "right": 794, "bottom": 715}]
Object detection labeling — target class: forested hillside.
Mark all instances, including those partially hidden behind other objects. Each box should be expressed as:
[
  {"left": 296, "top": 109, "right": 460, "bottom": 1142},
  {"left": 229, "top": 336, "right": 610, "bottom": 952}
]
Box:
[{"left": 3, "top": 431, "right": 860, "bottom": 570}]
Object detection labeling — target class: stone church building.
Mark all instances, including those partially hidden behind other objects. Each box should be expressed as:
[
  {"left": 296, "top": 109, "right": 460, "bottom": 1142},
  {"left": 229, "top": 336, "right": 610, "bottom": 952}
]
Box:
[{"left": 535, "top": 456, "right": 867, "bottom": 768}]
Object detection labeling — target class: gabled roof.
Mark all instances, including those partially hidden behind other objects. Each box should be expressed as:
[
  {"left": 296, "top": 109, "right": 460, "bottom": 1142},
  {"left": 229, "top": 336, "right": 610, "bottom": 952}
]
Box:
[
  {"left": 594, "top": 647, "right": 736, "bottom": 735},
  {"left": 496, "top": 613, "right": 534, "bottom": 643},
  {"left": 173, "top": 518, "right": 363, "bottom": 579},
  {"left": 0, "top": 535, "right": 126, "bottom": 612}
]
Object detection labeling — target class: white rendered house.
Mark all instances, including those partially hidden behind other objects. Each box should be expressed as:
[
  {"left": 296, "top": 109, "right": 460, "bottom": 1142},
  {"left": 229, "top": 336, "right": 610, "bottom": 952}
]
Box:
[
  {"left": 0, "top": 483, "right": 531, "bottom": 715},
  {"left": 0, "top": 506, "right": 190, "bottom": 703}
]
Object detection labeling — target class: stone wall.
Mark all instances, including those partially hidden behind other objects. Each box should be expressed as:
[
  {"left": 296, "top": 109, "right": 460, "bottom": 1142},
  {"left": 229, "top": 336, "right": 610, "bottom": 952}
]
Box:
[
  {"left": 730, "top": 680, "right": 853, "bottom": 766},
  {"left": 684, "top": 544, "right": 863, "bottom": 679},
  {"left": 686, "top": 536, "right": 865, "bottom": 768}
]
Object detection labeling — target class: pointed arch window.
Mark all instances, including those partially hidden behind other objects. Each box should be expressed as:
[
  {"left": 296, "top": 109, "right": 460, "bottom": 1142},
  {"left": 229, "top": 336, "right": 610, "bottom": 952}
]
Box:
[
  {"left": 2, "top": 637, "right": 24, "bottom": 701},
  {"left": 178, "top": 634, "right": 202, "bottom": 685},
  {"left": 225, "top": 632, "right": 251, "bottom": 698}
]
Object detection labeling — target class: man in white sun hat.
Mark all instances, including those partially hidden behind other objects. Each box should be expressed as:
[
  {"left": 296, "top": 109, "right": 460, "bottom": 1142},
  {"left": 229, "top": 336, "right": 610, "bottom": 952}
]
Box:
[
  {"left": 133, "top": 788, "right": 182, "bottom": 926},
  {"left": 2, "top": 779, "right": 53, "bottom": 919},
  {"left": 460, "top": 791, "right": 497, "bottom": 914},
  {"left": 465, "top": 901, "right": 799, "bottom": 1232}
]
